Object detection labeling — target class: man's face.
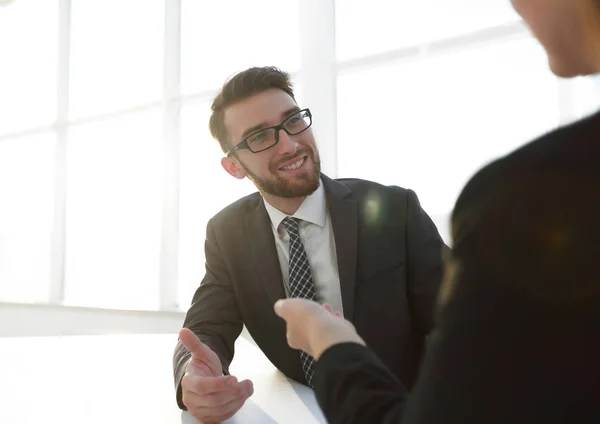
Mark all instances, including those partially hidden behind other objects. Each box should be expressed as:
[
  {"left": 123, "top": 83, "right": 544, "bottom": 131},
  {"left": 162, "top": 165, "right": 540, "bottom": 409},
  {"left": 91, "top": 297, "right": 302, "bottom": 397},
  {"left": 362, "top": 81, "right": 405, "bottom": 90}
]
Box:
[{"left": 222, "top": 88, "right": 321, "bottom": 198}]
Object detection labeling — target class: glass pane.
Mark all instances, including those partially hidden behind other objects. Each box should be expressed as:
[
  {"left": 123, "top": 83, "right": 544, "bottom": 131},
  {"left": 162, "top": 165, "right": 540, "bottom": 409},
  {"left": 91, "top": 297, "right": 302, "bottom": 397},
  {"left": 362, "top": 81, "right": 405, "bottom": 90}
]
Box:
[
  {"left": 0, "top": 0, "right": 57, "bottom": 135},
  {"left": 336, "top": 0, "right": 521, "bottom": 61},
  {"left": 425, "top": 0, "right": 521, "bottom": 41},
  {"left": 178, "top": 100, "right": 256, "bottom": 309},
  {"left": 69, "top": 0, "right": 163, "bottom": 119},
  {"left": 181, "top": 0, "right": 300, "bottom": 94},
  {"left": 64, "top": 110, "right": 163, "bottom": 310},
  {"left": 564, "top": 76, "right": 600, "bottom": 123},
  {"left": 0, "top": 132, "right": 55, "bottom": 302},
  {"left": 337, "top": 37, "right": 559, "bottom": 220},
  {"left": 292, "top": 80, "right": 304, "bottom": 109}
]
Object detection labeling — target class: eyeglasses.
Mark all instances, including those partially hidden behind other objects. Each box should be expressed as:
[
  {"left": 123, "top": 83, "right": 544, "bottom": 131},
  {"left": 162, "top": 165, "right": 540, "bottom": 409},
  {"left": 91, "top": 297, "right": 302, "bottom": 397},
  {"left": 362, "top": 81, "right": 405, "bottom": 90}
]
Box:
[{"left": 225, "top": 108, "right": 312, "bottom": 156}]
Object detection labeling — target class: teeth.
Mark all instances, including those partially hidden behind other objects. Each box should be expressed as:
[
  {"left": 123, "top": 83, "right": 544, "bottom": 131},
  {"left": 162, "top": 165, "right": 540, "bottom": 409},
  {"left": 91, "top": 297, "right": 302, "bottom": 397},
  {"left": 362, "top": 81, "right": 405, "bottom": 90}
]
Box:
[{"left": 282, "top": 158, "right": 304, "bottom": 171}]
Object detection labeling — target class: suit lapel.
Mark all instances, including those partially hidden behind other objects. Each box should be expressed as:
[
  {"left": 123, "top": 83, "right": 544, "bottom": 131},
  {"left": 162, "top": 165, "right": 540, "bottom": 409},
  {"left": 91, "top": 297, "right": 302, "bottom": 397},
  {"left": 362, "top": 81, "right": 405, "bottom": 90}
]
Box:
[
  {"left": 322, "top": 175, "right": 358, "bottom": 322},
  {"left": 245, "top": 199, "right": 287, "bottom": 305}
]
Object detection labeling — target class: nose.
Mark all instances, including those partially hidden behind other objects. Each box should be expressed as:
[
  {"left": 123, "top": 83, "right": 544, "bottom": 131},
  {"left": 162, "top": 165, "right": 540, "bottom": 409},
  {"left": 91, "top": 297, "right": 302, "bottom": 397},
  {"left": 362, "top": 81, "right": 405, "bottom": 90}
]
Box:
[{"left": 276, "top": 129, "right": 299, "bottom": 155}]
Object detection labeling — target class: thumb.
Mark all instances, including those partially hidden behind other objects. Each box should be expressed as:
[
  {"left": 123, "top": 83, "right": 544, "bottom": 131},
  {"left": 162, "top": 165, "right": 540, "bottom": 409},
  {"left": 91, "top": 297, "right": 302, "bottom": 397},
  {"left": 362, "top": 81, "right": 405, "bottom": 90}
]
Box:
[
  {"left": 179, "top": 328, "right": 214, "bottom": 360},
  {"left": 273, "top": 299, "right": 297, "bottom": 322},
  {"left": 274, "top": 298, "right": 319, "bottom": 322}
]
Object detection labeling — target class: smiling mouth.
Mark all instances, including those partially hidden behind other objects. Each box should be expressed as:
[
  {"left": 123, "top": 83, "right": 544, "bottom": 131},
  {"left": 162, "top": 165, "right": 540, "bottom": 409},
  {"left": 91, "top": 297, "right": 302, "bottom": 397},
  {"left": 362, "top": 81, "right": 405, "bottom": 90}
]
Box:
[{"left": 279, "top": 156, "right": 307, "bottom": 172}]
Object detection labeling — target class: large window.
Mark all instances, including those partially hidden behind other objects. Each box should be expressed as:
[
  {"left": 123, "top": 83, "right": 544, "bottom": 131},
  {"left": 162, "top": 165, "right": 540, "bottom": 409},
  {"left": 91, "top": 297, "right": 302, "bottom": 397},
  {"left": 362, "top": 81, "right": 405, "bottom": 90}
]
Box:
[
  {"left": 181, "top": 0, "right": 300, "bottom": 95},
  {"left": 2, "top": 0, "right": 599, "bottom": 311},
  {"left": 0, "top": 133, "right": 56, "bottom": 303},
  {"left": 336, "top": 0, "right": 520, "bottom": 61},
  {"left": 63, "top": 110, "right": 163, "bottom": 310},
  {"left": 0, "top": 0, "right": 57, "bottom": 303},
  {"left": 337, "top": 37, "right": 559, "bottom": 226},
  {"left": 0, "top": 0, "right": 302, "bottom": 311},
  {"left": 69, "top": 0, "right": 164, "bottom": 119},
  {"left": 0, "top": 0, "right": 57, "bottom": 135}
]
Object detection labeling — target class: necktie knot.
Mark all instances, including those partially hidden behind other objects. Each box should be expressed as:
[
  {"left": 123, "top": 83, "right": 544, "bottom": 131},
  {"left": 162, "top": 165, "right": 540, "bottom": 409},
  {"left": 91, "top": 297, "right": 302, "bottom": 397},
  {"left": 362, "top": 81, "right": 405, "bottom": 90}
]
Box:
[{"left": 281, "top": 216, "right": 301, "bottom": 237}]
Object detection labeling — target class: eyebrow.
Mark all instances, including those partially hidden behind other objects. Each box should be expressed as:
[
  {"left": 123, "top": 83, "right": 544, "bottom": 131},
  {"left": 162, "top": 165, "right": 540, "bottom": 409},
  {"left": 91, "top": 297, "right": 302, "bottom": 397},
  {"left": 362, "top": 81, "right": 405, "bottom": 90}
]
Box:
[{"left": 240, "top": 106, "right": 302, "bottom": 139}]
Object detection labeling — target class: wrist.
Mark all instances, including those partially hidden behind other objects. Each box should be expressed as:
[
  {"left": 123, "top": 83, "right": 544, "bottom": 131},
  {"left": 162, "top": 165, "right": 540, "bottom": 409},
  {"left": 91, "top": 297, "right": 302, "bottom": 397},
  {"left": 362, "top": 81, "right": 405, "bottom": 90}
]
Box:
[{"left": 314, "top": 334, "right": 365, "bottom": 360}]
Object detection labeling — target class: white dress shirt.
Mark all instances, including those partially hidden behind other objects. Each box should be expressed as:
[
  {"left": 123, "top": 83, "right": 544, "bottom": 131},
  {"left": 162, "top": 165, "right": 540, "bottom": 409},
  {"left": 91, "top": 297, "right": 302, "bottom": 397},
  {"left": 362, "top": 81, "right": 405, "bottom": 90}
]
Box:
[{"left": 263, "top": 179, "right": 344, "bottom": 315}]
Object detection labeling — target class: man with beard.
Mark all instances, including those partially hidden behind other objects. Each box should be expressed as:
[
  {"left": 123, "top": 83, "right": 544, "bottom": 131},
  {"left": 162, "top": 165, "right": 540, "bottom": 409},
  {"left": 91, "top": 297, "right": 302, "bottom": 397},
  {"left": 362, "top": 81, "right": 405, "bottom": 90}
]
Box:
[{"left": 173, "top": 66, "right": 446, "bottom": 424}]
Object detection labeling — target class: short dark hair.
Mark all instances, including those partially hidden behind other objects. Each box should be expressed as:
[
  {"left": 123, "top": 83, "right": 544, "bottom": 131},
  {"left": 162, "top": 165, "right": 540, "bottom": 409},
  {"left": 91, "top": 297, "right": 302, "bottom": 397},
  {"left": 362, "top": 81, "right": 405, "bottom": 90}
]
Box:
[{"left": 209, "top": 66, "right": 296, "bottom": 153}]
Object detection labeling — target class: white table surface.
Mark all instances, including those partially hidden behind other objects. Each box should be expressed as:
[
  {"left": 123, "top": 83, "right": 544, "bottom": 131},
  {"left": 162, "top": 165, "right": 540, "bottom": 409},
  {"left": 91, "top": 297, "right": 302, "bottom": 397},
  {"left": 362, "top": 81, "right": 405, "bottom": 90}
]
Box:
[{"left": 0, "top": 333, "right": 326, "bottom": 424}]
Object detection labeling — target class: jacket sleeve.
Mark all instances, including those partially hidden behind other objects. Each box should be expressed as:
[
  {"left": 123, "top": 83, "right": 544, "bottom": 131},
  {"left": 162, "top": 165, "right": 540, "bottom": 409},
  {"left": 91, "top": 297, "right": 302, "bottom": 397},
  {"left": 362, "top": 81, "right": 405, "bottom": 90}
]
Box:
[
  {"left": 173, "top": 218, "right": 243, "bottom": 410},
  {"left": 313, "top": 342, "right": 408, "bottom": 424}
]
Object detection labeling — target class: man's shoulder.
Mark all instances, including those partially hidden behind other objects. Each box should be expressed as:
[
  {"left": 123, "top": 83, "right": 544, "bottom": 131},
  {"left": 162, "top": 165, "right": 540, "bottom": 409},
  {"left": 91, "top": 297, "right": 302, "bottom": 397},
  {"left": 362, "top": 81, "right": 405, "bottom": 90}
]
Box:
[
  {"left": 454, "top": 110, "right": 600, "bottom": 216},
  {"left": 211, "top": 191, "right": 262, "bottom": 224},
  {"left": 332, "top": 177, "right": 410, "bottom": 198},
  {"left": 449, "top": 112, "right": 600, "bottom": 303},
  {"left": 451, "top": 110, "right": 600, "bottom": 248}
]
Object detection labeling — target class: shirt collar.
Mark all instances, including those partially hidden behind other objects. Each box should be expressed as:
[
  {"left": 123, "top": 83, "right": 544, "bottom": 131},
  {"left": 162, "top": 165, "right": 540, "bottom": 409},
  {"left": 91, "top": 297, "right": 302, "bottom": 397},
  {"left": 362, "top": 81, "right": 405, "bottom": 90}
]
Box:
[{"left": 263, "top": 178, "right": 327, "bottom": 232}]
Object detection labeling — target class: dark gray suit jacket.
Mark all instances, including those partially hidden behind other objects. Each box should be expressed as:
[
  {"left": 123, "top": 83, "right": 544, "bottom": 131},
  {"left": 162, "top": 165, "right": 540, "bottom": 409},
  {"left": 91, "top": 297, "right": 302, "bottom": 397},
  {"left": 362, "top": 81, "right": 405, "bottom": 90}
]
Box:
[{"left": 173, "top": 175, "right": 445, "bottom": 408}]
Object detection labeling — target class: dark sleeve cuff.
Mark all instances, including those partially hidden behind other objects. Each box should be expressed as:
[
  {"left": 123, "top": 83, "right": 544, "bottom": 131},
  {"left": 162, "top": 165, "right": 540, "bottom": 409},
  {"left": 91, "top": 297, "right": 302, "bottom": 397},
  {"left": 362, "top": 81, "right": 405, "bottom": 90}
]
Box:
[
  {"left": 313, "top": 343, "right": 408, "bottom": 424},
  {"left": 174, "top": 353, "right": 191, "bottom": 410}
]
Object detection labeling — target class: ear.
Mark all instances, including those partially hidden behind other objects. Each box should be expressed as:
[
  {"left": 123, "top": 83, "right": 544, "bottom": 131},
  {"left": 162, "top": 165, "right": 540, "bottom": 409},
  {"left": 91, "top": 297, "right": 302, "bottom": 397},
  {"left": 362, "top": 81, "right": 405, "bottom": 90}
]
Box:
[{"left": 221, "top": 156, "right": 247, "bottom": 180}]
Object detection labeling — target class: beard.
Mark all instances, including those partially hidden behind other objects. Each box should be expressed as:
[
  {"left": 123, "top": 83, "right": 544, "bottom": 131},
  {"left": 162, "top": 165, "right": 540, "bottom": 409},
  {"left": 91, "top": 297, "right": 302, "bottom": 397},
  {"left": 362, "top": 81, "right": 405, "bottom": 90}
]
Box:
[{"left": 241, "top": 148, "right": 321, "bottom": 198}]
